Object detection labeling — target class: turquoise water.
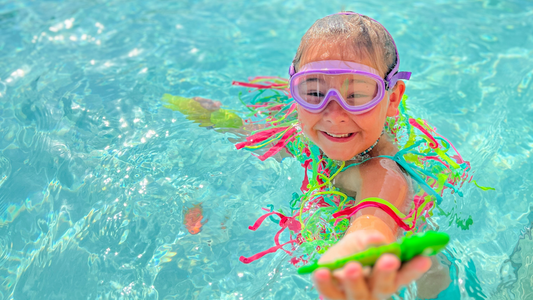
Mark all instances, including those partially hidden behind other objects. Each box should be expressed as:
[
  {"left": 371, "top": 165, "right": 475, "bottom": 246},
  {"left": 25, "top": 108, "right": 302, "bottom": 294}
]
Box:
[{"left": 1, "top": 0, "right": 532, "bottom": 299}]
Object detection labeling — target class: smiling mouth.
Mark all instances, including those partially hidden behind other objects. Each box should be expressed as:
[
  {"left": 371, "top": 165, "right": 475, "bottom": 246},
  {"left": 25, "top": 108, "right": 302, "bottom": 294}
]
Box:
[{"left": 324, "top": 132, "right": 354, "bottom": 138}]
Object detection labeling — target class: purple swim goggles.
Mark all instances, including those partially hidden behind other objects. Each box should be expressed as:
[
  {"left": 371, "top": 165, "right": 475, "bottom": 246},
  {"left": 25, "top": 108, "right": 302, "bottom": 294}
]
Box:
[{"left": 289, "top": 12, "right": 411, "bottom": 114}]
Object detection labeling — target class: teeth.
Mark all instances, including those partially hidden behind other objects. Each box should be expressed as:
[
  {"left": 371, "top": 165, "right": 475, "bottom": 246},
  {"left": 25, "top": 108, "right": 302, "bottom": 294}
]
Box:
[{"left": 326, "top": 132, "right": 351, "bottom": 138}]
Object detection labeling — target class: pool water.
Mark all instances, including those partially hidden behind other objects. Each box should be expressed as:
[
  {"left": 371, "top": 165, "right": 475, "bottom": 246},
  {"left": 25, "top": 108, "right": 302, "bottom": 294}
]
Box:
[{"left": 1, "top": 0, "right": 533, "bottom": 299}]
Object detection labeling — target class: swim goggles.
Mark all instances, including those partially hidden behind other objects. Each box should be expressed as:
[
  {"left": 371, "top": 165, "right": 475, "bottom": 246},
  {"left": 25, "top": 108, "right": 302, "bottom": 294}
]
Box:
[{"left": 288, "top": 12, "right": 412, "bottom": 114}]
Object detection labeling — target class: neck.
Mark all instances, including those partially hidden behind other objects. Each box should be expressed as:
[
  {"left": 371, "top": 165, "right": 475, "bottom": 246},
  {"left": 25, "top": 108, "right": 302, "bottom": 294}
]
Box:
[{"left": 333, "top": 130, "right": 385, "bottom": 165}]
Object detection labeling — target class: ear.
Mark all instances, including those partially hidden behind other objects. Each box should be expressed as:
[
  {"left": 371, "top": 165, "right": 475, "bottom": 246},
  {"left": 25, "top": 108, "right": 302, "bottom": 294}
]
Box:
[{"left": 386, "top": 80, "right": 406, "bottom": 117}]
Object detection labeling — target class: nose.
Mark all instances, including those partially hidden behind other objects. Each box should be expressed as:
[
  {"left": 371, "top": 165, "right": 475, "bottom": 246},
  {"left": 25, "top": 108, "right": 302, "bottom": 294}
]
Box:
[{"left": 322, "top": 99, "right": 350, "bottom": 124}]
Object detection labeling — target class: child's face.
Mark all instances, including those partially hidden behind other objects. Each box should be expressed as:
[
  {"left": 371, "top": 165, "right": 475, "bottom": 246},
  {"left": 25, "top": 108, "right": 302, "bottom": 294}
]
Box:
[{"left": 296, "top": 42, "right": 405, "bottom": 161}]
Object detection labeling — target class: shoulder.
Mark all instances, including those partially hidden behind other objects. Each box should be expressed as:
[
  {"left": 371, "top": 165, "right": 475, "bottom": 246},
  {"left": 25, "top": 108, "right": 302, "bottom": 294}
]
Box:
[
  {"left": 356, "top": 156, "right": 413, "bottom": 214},
  {"left": 334, "top": 156, "right": 408, "bottom": 196},
  {"left": 359, "top": 157, "right": 408, "bottom": 186},
  {"left": 359, "top": 135, "right": 408, "bottom": 185}
]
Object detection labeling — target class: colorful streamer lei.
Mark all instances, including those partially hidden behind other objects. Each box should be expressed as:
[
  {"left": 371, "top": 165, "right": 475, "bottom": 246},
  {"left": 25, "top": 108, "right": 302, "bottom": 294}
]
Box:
[
  {"left": 228, "top": 76, "right": 488, "bottom": 266},
  {"left": 232, "top": 76, "right": 484, "bottom": 266}
]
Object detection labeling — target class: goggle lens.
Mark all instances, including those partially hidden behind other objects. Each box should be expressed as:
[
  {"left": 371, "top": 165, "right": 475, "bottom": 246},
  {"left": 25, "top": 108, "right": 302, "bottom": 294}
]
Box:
[{"left": 292, "top": 72, "right": 382, "bottom": 110}]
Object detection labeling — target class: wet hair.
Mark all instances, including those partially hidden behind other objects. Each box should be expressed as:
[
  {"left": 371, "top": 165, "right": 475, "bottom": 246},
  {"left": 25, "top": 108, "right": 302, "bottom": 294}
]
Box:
[{"left": 292, "top": 13, "right": 397, "bottom": 79}]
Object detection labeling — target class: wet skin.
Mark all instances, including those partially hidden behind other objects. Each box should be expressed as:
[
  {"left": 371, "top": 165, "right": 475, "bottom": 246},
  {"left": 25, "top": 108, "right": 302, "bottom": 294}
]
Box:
[{"left": 297, "top": 41, "right": 432, "bottom": 300}]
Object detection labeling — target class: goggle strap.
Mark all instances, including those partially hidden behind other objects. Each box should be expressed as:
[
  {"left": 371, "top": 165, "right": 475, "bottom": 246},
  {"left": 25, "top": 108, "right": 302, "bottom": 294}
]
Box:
[
  {"left": 388, "top": 71, "right": 411, "bottom": 90},
  {"left": 289, "top": 64, "right": 295, "bottom": 77}
]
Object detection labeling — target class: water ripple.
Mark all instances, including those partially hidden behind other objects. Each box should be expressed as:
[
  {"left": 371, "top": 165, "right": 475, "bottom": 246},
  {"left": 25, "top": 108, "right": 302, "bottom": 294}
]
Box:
[{"left": 0, "top": 0, "right": 532, "bottom": 299}]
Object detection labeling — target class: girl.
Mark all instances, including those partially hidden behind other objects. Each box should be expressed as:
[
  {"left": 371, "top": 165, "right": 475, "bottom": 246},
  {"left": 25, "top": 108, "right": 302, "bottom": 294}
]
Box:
[
  {"left": 165, "top": 11, "right": 460, "bottom": 300},
  {"left": 288, "top": 13, "right": 440, "bottom": 299}
]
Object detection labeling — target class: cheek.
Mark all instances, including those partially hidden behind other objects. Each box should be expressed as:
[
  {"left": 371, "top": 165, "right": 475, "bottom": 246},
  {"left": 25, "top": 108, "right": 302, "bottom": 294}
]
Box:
[
  {"left": 297, "top": 107, "right": 314, "bottom": 130},
  {"left": 350, "top": 105, "right": 387, "bottom": 130},
  {"left": 297, "top": 108, "right": 323, "bottom": 142}
]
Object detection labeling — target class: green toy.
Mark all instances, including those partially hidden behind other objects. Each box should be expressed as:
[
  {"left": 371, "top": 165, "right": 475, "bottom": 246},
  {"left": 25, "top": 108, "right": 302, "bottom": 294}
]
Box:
[
  {"left": 162, "top": 94, "right": 243, "bottom": 129},
  {"left": 297, "top": 231, "right": 449, "bottom": 274}
]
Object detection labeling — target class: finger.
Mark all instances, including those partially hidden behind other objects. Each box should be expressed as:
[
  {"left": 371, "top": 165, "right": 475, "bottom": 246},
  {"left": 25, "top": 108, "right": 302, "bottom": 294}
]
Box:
[
  {"left": 368, "top": 254, "right": 401, "bottom": 299},
  {"left": 395, "top": 256, "right": 432, "bottom": 287},
  {"left": 313, "top": 268, "right": 345, "bottom": 300},
  {"left": 336, "top": 262, "right": 371, "bottom": 300}
]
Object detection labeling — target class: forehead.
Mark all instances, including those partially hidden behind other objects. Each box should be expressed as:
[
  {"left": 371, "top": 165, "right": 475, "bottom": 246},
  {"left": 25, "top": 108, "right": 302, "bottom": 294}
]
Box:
[
  {"left": 299, "top": 39, "right": 384, "bottom": 75},
  {"left": 300, "top": 39, "right": 375, "bottom": 68}
]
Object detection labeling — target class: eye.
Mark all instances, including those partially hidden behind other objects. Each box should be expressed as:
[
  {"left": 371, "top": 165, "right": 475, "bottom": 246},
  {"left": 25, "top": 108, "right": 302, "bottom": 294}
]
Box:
[
  {"left": 307, "top": 91, "right": 324, "bottom": 97},
  {"left": 303, "top": 91, "right": 324, "bottom": 104},
  {"left": 346, "top": 93, "right": 372, "bottom": 105},
  {"left": 349, "top": 94, "right": 368, "bottom": 98}
]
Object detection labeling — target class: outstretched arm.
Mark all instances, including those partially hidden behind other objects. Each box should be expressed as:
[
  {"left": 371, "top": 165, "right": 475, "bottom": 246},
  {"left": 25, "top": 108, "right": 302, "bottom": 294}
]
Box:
[
  {"left": 313, "top": 158, "right": 432, "bottom": 300},
  {"left": 347, "top": 158, "right": 410, "bottom": 240}
]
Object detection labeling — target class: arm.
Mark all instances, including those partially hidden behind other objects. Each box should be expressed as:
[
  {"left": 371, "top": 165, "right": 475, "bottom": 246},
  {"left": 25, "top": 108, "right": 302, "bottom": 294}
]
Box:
[
  {"left": 314, "top": 159, "right": 432, "bottom": 300},
  {"left": 347, "top": 158, "right": 453, "bottom": 298},
  {"left": 346, "top": 158, "right": 410, "bottom": 242}
]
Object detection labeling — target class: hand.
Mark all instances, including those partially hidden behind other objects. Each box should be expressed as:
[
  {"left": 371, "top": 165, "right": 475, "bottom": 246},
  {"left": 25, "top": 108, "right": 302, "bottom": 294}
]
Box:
[
  {"left": 191, "top": 96, "right": 222, "bottom": 111},
  {"left": 313, "top": 230, "right": 432, "bottom": 300}
]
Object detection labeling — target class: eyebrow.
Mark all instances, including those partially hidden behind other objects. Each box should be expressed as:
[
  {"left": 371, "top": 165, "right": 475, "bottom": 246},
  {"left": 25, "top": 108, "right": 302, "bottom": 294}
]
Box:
[
  {"left": 347, "top": 78, "right": 373, "bottom": 84},
  {"left": 302, "top": 77, "right": 373, "bottom": 85},
  {"left": 303, "top": 77, "right": 325, "bottom": 84}
]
